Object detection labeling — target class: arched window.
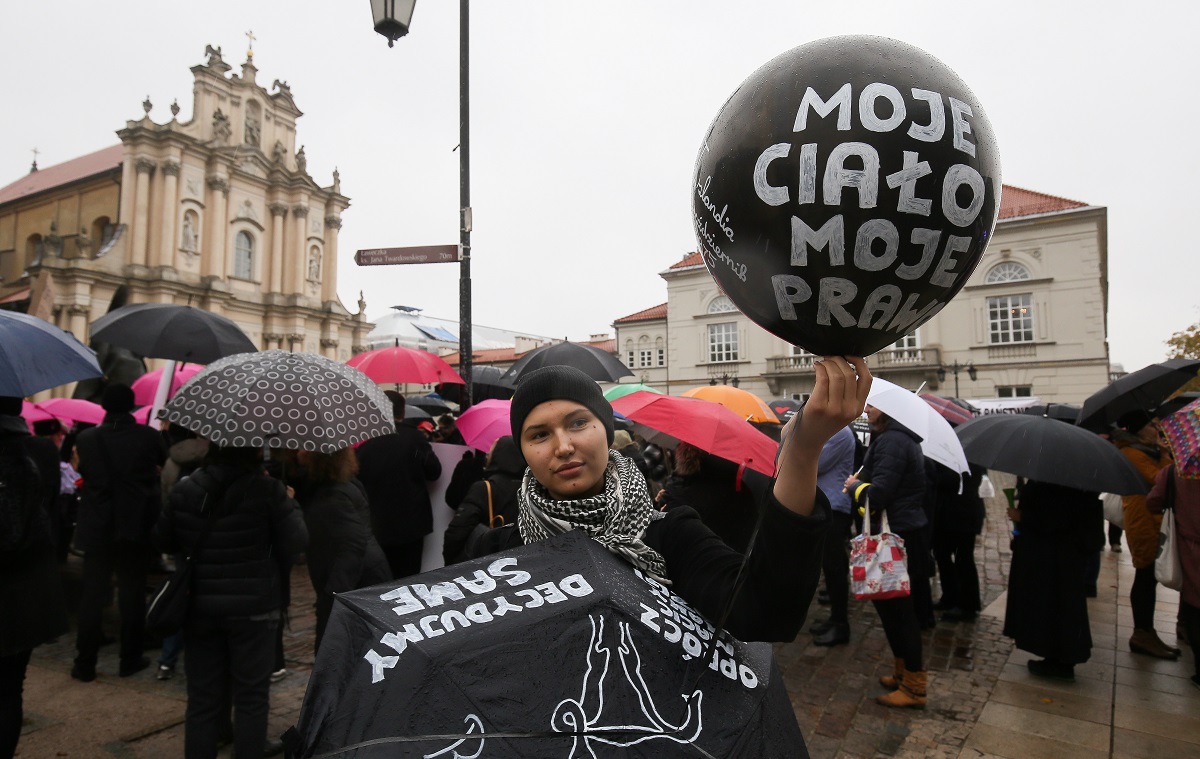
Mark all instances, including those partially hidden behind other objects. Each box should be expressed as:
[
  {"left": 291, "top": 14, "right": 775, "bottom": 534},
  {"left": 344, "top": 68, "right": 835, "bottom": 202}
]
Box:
[
  {"left": 707, "top": 295, "right": 737, "bottom": 314},
  {"left": 234, "top": 231, "right": 254, "bottom": 279},
  {"left": 985, "top": 261, "right": 1031, "bottom": 283}
]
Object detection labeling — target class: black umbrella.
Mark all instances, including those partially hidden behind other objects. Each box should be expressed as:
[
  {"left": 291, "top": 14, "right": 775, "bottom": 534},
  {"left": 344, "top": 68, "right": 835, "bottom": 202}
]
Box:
[
  {"left": 1155, "top": 391, "right": 1200, "bottom": 420},
  {"left": 0, "top": 310, "right": 102, "bottom": 396},
  {"left": 162, "top": 350, "right": 394, "bottom": 452},
  {"left": 89, "top": 303, "right": 257, "bottom": 364},
  {"left": 284, "top": 530, "right": 804, "bottom": 758},
  {"left": 1077, "top": 358, "right": 1200, "bottom": 432},
  {"left": 1020, "top": 403, "right": 1082, "bottom": 423},
  {"left": 405, "top": 394, "right": 456, "bottom": 415},
  {"left": 501, "top": 341, "right": 634, "bottom": 384},
  {"left": 767, "top": 398, "right": 802, "bottom": 422},
  {"left": 438, "top": 364, "right": 516, "bottom": 404},
  {"left": 955, "top": 414, "right": 1147, "bottom": 494}
]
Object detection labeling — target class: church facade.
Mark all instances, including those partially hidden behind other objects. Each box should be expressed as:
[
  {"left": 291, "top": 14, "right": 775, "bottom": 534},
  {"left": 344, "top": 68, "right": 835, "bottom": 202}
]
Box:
[{"left": 0, "top": 45, "right": 370, "bottom": 393}]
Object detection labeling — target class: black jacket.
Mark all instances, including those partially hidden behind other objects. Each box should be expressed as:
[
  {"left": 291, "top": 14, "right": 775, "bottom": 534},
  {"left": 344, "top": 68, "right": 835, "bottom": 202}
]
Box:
[
  {"left": 857, "top": 422, "right": 928, "bottom": 533},
  {"left": 935, "top": 463, "right": 987, "bottom": 535},
  {"left": 659, "top": 454, "right": 773, "bottom": 553},
  {"left": 301, "top": 479, "right": 392, "bottom": 627},
  {"left": 473, "top": 492, "right": 830, "bottom": 643},
  {"left": 74, "top": 412, "right": 167, "bottom": 549},
  {"left": 442, "top": 440, "right": 525, "bottom": 564},
  {"left": 154, "top": 463, "right": 308, "bottom": 619},
  {"left": 355, "top": 427, "right": 442, "bottom": 545}
]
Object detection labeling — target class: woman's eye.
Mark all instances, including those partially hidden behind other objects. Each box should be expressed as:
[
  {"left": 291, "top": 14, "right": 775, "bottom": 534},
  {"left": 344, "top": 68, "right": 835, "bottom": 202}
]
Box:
[{"left": 570, "top": 418, "right": 590, "bottom": 429}]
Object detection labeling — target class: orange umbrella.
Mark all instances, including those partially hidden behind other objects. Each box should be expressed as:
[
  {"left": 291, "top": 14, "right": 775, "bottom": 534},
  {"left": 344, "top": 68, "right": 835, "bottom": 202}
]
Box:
[{"left": 682, "top": 385, "right": 780, "bottom": 424}]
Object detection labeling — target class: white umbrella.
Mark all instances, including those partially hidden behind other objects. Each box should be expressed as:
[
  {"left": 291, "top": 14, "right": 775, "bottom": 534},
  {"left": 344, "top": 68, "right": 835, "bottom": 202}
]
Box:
[{"left": 865, "top": 377, "right": 970, "bottom": 475}]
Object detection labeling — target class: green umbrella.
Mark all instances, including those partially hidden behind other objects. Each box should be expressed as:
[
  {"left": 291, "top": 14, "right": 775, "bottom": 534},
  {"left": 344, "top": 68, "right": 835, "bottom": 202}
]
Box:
[{"left": 603, "top": 383, "right": 663, "bottom": 401}]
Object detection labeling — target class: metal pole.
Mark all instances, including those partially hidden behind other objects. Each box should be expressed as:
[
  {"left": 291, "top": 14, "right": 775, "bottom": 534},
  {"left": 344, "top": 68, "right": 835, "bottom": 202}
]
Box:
[
  {"left": 954, "top": 363, "right": 960, "bottom": 398},
  {"left": 458, "top": 0, "right": 473, "bottom": 409}
]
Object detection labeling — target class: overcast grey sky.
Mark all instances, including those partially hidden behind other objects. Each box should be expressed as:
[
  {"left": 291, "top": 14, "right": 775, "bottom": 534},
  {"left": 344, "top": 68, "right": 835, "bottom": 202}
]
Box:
[{"left": 2, "top": 1, "right": 1195, "bottom": 374}]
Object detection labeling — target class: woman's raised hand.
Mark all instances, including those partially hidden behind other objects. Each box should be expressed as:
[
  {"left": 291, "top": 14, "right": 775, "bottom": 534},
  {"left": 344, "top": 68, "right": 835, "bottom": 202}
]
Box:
[{"left": 783, "top": 356, "right": 871, "bottom": 456}]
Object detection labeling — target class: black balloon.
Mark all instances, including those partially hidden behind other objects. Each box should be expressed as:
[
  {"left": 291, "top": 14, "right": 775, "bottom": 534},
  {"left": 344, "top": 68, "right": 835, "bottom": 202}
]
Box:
[{"left": 693, "top": 36, "right": 1001, "bottom": 357}]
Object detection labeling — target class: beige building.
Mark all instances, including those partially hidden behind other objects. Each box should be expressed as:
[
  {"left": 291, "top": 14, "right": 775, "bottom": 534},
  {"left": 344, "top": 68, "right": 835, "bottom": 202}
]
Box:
[
  {"left": 615, "top": 186, "right": 1111, "bottom": 405},
  {"left": 0, "top": 45, "right": 369, "bottom": 394}
]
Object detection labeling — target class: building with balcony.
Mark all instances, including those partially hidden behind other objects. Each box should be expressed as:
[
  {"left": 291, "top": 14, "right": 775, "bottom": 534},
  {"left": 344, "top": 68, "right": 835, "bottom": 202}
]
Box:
[
  {"left": 614, "top": 185, "right": 1110, "bottom": 404},
  {"left": 0, "top": 45, "right": 370, "bottom": 395}
]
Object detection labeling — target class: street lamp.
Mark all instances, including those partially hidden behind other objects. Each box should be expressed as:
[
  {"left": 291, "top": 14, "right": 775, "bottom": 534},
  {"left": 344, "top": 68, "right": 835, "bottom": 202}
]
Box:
[
  {"left": 371, "top": 0, "right": 416, "bottom": 46},
  {"left": 937, "top": 360, "right": 977, "bottom": 398},
  {"left": 372, "top": 1, "right": 474, "bottom": 408}
]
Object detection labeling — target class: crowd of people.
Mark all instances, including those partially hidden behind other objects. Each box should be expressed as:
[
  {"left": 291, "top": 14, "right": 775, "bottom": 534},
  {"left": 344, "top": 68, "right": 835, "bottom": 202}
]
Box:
[{"left": 1, "top": 356, "right": 1198, "bottom": 758}]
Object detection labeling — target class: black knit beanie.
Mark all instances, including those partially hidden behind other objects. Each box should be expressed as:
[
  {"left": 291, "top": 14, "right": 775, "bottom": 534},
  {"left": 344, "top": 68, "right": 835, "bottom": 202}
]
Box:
[
  {"left": 509, "top": 365, "right": 615, "bottom": 447},
  {"left": 101, "top": 383, "right": 136, "bottom": 414}
]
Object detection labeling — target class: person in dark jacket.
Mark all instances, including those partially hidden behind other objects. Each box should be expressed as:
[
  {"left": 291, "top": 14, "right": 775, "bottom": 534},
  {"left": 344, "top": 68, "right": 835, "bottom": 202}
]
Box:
[
  {"left": 442, "top": 436, "right": 524, "bottom": 564},
  {"left": 355, "top": 392, "right": 443, "bottom": 579},
  {"left": 471, "top": 359, "right": 871, "bottom": 648},
  {"left": 70, "top": 384, "right": 167, "bottom": 682},
  {"left": 933, "top": 463, "right": 987, "bottom": 622},
  {"left": 844, "top": 405, "right": 930, "bottom": 709},
  {"left": 1003, "top": 480, "right": 1103, "bottom": 681},
  {"left": 0, "top": 398, "right": 69, "bottom": 759},
  {"left": 154, "top": 444, "right": 307, "bottom": 759},
  {"left": 657, "top": 442, "right": 772, "bottom": 554},
  {"left": 443, "top": 449, "right": 486, "bottom": 511},
  {"left": 296, "top": 447, "right": 392, "bottom": 651}
]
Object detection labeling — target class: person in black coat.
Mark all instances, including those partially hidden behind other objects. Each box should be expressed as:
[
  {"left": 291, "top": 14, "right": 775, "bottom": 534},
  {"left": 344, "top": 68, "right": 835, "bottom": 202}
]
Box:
[
  {"left": 355, "top": 392, "right": 442, "bottom": 580},
  {"left": 933, "top": 462, "right": 987, "bottom": 622},
  {"left": 154, "top": 444, "right": 308, "bottom": 759},
  {"left": 470, "top": 360, "right": 871, "bottom": 647},
  {"left": 0, "top": 399, "right": 69, "bottom": 759},
  {"left": 658, "top": 442, "right": 772, "bottom": 554},
  {"left": 1003, "top": 480, "right": 1103, "bottom": 681},
  {"left": 297, "top": 447, "right": 392, "bottom": 651},
  {"left": 844, "top": 407, "right": 930, "bottom": 708},
  {"left": 70, "top": 384, "right": 167, "bottom": 682},
  {"left": 443, "top": 436, "right": 524, "bottom": 564}
]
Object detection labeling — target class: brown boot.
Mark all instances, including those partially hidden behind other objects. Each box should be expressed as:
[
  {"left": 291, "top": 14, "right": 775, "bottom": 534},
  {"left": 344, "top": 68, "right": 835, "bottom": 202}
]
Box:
[
  {"left": 1130, "top": 628, "right": 1181, "bottom": 660},
  {"left": 879, "top": 657, "right": 905, "bottom": 690},
  {"left": 876, "top": 669, "right": 927, "bottom": 709}
]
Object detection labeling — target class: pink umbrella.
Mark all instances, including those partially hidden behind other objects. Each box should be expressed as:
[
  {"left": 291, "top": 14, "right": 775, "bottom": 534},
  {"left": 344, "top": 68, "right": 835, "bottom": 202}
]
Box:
[
  {"left": 455, "top": 399, "right": 512, "bottom": 452},
  {"left": 21, "top": 401, "right": 57, "bottom": 433},
  {"left": 39, "top": 397, "right": 106, "bottom": 426},
  {"left": 347, "top": 346, "right": 465, "bottom": 386},
  {"left": 131, "top": 363, "right": 204, "bottom": 405},
  {"left": 133, "top": 406, "right": 154, "bottom": 425}
]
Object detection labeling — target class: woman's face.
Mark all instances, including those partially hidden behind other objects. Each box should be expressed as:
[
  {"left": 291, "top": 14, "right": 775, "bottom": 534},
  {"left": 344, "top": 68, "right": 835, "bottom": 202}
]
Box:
[{"left": 520, "top": 399, "right": 609, "bottom": 500}]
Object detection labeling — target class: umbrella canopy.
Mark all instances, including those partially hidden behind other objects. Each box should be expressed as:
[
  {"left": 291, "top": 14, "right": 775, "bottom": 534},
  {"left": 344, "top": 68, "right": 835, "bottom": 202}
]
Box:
[
  {"left": 437, "top": 365, "right": 517, "bottom": 405},
  {"left": 1020, "top": 403, "right": 1082, "bottom": 423},
  {"left": 38, "top": 397, "right": 106, "bottom": 426},
  {"left": 919, "top": 394, "right": 975, "bottom": 426},
  {"left": 682, "top": 386, "right": 780, "bottom": 424},
  {"left": 405, "top": 394, "right": 456, "bottom": 416},
  {"left": 1155, "top": 391, "right": 1200, "bottom": 420},
  {"left": 766, "top": 398, "right": 802, "bottom": 422},
  {"left": 610, "top": 391, "right": 778, "bottom": 476},
  {"left": 130, "top": 362, "right": 204, "bottom": 405},
  {"left": 162, "top": 350, "right": 394, "bottom": 452},
  {"left": 1077, "top": 358, "right": 1200, "bottom": 432},
  {"left": 955, "top": 414, "right": 1147, "bottom": 494},
  {"left": 603, "top": 383, "right": 664, "bottom": 402},
  {"left": 866, "top": 378, "right": 970, "bottom": 474},
  {"left": 0, "top": 310, "right": 102, "bottom": 396},
  {"left": 89, "top": 303, "right": 257, "bottom": 364},
  {"left": 347, "top": 346, "right": 465, "bottom": 386},
  {"left": 502, "top": 341, "right": 634, "bottom": 384},
  {"left": 403, "top": 404, "right": 432, "bottom": 421},
  {"left": 455, "top": 398, "right": 513, "bottom": 452},
  {"left": 1159, "top": 398, "right": 1200, "bottom": 479},
  {"left": 287, "top": 530, "right": 803, "bottom": 758}
]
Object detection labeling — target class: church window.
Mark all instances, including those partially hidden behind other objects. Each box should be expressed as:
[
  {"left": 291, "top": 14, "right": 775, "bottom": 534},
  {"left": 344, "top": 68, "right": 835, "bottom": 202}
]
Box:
[{"left": 234, "top": 231, "right": 255, "bottom": 279}]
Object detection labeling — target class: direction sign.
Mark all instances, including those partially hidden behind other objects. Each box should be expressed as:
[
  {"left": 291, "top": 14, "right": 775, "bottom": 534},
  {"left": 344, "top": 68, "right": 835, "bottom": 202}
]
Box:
[{"left": 354, "top": 244, "right": 460, "bottom": 266}]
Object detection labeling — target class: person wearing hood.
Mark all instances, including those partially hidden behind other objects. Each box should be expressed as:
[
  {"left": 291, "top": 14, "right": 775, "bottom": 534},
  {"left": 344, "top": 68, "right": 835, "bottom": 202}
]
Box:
[
  {"left": 442, "top": 435, "right": 525, "bottom": 564},
  {"left": 70, "top": 384, "right": 167, "bottom": 682},
  {"left": 844, "top": 404, "right": 930, "bottom": 709}
]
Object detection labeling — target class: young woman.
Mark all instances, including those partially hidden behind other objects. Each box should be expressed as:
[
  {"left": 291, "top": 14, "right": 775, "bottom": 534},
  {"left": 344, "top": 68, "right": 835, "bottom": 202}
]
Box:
[{"left": 471, "top": 357, "right": 870, "bottom": 644}]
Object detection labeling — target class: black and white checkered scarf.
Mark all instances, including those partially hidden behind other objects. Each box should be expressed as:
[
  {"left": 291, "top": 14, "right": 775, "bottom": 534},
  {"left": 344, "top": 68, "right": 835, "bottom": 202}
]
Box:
[{"left": 518, "top": 449, "right": 669, "bottom": 584}]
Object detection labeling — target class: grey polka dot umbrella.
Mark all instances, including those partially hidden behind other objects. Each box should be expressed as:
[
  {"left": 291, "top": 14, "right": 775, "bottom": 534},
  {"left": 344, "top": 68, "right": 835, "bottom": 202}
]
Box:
[{"left": 162, "top": 350, "right": 395, "bottom": 452}]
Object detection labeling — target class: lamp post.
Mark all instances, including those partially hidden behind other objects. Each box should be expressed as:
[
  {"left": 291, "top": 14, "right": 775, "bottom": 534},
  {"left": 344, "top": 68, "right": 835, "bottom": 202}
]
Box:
[
  {"left": 372, "top": 0, "right": 474, "bottom": 408},
  {"left": 937, "top": 360, "right": 977, "bottom": 398}
]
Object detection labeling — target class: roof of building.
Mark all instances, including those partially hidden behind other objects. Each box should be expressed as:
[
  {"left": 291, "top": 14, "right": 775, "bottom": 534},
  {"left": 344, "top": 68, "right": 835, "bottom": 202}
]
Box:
[
  {"left": 614, "top": 303, "right": 668, "bottom": 323},
  {"left": 998, "top": 185, "right": 1088, "bottom": 219},
  {"left": 0, "top": 144, "right": 124, "bottom": 206}
]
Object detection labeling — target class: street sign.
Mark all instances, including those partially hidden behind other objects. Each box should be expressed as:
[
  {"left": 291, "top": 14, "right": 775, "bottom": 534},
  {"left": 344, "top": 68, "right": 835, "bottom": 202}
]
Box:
[{"left": 354, "top": 244, "right": 460, "bottom": 266}]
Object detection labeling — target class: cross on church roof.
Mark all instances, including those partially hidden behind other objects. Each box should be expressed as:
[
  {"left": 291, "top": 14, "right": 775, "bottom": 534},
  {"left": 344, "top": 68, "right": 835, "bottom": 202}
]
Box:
[
  {"left": 245, "top": 29, "right": 256, "bottom": 60},
  {"left": 30, "top": 147, "right": 38, "bottom": 173}
]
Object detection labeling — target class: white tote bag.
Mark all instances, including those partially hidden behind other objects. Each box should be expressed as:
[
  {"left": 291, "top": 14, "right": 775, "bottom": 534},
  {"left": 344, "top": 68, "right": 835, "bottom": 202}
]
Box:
[
  {"left": 1155, "top": 508, "right": 1183, "bottom": 591},
  {"left": 1101, "top": 492, "right": 1124, "bottom": 528}
]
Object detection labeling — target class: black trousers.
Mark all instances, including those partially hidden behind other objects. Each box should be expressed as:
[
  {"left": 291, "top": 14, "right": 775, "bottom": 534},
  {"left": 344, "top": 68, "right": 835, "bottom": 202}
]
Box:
[
  {"left": 933, "top": 530, "right": 981, "bottom": 613},
  {"left": 1131, "top": 565, "right": 1159, "bottom": 630},
  {"left": 74, "top": 542, "right": 147, "bottom": 669},
  {"left": 0, "top": 649, "right": 32, "bottom": 759},
  {"left": 183, "top": 616, "right": 277, "bottom": 759},
  {"left": 382, "top": 538, "right": 426, "bottom": 581},
  {"left": 821, "top": 510, "right": 854, "bottom": 626},
  {"left": 872, "top": 527, "right": 929, "bottom": 672},
  {"left": 1181, "top": 602, "right": 1200, "bottom": 678}
]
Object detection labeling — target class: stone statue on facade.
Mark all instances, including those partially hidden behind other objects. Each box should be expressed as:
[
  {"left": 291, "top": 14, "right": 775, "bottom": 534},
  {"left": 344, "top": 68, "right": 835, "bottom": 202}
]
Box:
[
  {"left": 205, "top": 44, "right": 224, "bottom": 67},
  {"left": 295, "top": 145, "right": 307, "bottom": 174},
  {"left": 245, "top": 109, "right": 261, "bottom": 146},
  {"left": 308, "top": 250, "right": 321, "bottom": 281},
  {"left": 272, "top": 140, "right": 286, "bottom": 163},
  {"left": 181, "top": 213, "right": 198, "bottom": 254},
  {"left": 332, "top": 167, "right": 341, "bottom": 193},
  {"left": 358, "top": 291, "right": 367, "bottom": 314},
  {"left": 212, "top": 109, "right": 232, "bottom": 144},
  {"left": 75, "top": 227, "right": 91, "bottom": 257}
]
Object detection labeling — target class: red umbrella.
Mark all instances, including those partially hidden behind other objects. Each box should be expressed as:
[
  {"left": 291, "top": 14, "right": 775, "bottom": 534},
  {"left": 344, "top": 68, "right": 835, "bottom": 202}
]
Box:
[
  {"left": 455, "top": 398, "right": 512, "bottom": 452},
  {"left": 347, "top": 346, "right": 465, "bottom": 385},
  {"left": 919, "top": 394, "right": 975, "bottom": 426},
  {"left": 131, "top": 363, "right": 204, "bottom": 405},
  {"left": 610, "top": 391, "right": 778, "bottom": 476}
]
